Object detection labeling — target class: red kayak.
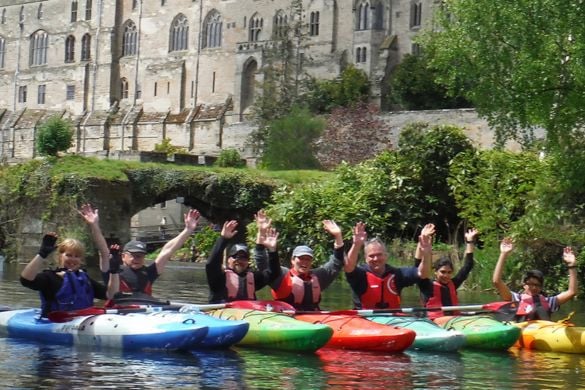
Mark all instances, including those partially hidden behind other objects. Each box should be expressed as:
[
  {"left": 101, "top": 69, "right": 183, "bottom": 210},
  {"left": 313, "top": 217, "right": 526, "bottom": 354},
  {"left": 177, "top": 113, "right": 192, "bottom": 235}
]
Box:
[{"left": 294, "top": 313, "right": 416, "bottom": 353}]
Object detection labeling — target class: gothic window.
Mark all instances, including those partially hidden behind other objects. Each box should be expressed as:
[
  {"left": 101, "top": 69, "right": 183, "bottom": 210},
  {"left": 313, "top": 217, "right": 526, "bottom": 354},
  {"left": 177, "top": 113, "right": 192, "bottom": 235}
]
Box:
[
  {"left": 203, "top": 10, "right": 222, "bottom": 49},
  {"left": 410, "top": 1, "right": 422, "bottom": 28},
  {"left": 412, "top": 43, "right": 421, "bottom": 56},
  {"left": 133, "top": 0, "right": 138, "bottom": 10},
  {"left": 85, "top": 0, "right": 92, "bottom": 20},
  {"left": 169, "top": 14, "right": 189, "bottom": 52},
  {"left": 1, "top": 9, "right": 5, "bottom": 24},
  {"left": 71, "top": 1, "right": 78, "bottom": 22},
  {"left": 122, "top": 20, "right": 137, "bottom": 56},
  {"left": 65, "top": 35, "right": 75, "bottom": 63},
  {"left": 161, "top": 0, "right": 166, "bottom": 5},
  {"left": 249, "top": 13, "right": 262, "bottom": 42},
  {"left": 19, "top": 6, "right": 24, "bottom": 24},
  {"left": 121, "top": 78, "right": 129, "bottom": 99},
  {"left": 309, "top": 11, "right": 319, "bottom": 36},
  {"left": 38, "top": 84, "right": 46, "bottom": 104},
  {"left": 356, "top": 1, "right": 369, "bottom": 31},
  {"left": 30, "top": 30, "right": 49, "bottom": 66},
  {"left": 38, "top": 4, "right": 43, "bottom": 20},
  {"left": 273, "top": 10, "right": 287, "bottom": 39},
  {"left": 81, "top": 33, "right": 91, "bottom": 60},
  {"left": 66, "top": 85, "right": 75, "bottom": 100},
  {"left": 18, "top": 86, "right": 27, "bottom": 103},
  {"left": 372, "top": 2, "right": 383, "bottom": 30},
  {"left": 0, "top": 37, "right": 5, "bottom": 68}
]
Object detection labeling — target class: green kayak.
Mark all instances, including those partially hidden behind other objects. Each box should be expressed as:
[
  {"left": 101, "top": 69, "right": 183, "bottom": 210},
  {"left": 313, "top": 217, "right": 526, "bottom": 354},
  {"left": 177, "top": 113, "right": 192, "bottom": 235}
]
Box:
[
  {"left": 434, "top": 315, "right": 521, "bottom": 351},
  {"left": 208, "top": 308, "right": 333, "bottom": 352},
  {"left": 366, "top": 315, "right": 466, "bottom": 352}
]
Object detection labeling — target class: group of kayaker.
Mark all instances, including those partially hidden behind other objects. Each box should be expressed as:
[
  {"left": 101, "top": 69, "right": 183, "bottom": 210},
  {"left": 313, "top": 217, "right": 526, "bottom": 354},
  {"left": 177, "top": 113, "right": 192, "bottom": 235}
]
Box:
[{"left": 20, "top": 205, "right": 579, "bottom": 324}]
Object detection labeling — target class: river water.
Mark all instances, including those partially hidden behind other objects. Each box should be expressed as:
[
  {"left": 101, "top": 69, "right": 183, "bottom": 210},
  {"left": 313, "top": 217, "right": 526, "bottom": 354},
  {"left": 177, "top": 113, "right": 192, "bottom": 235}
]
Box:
[{"left": 1, "top": 260, "right": 584, "bottom": 389}]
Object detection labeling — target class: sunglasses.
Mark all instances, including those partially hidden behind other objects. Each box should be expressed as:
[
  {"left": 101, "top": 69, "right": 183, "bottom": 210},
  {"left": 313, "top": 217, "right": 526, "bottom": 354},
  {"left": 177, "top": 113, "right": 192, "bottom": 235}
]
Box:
[
  {"left": 233, "top": 255, "right": 249, "bottom": 260},
  {"left": 524, "top": 282, "right": 542, "bottom": 288}
]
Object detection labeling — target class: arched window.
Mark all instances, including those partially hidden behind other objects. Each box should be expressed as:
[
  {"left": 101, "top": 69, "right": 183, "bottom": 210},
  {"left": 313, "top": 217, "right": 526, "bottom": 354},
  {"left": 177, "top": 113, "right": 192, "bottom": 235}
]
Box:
[
  {"left": 273, "top": 10, "right": 288, "bottom": 39},
  {"left": 1, "top": 9, "right": 5, "bottom": 25},
  {"left": 65, "top": 35, "right": 75, "bottom": 63},
  {"left": 71, "top": 1, "right": 78, "bottom": 22},
  {"left": 19, "top": 6, "right": 25, "bottom": 25},
  {"left": 410, "top": 1, "right": 422, "bottom": 28},
  {"left": 38, "top": 4, "right": 43, "bottom": 19},
  {"left": 309, "top": 12, "right": 319, "bottom": 36},
  {"left": 203, "top": 10, "right": 222, "bottom": 49},
  {"left": 29, "top": 30, "right": 49, "bottom": 66},
  {"left": 81, "top": 33, "right": 91, "bottom": 60},
  {"left": 85, "top": 0, "right": 92, "bottom": 20},
  {"left": 169, "top": 14, "right": 188, "bottom": 52},
  {"left": 121, "top": 78, "right": 129, "bottom": 99},
  {"left": 122, "top": 20, "right": 137, "bottom": 56},
  {"left": 356, "top": 1, "right": 369, "bottom": 31},
  {"left": 0, "top": 37, "right": 5, "bottom": 69},
  {"left": 372, "top": 2, "right": 383, "bottom": 30},
  {"left": 249, "top": 13, "right": 262, "bottom": 42}
]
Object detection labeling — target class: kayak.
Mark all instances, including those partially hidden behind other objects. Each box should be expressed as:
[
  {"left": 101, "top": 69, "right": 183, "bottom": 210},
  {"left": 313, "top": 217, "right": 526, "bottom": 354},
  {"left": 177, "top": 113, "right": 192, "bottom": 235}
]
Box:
[
  {"left": 294, "top": 313, "right": 416, "bottom": 353},
  {"left": 433, "top": 315, "right": 521, "bottom": 350},
  {"left": 147, "top": 309, "right": 249, "bottom": 349},
  {"left": 208, "top": 308, "right": 333, "bottom": 352},
  {"left": 513, "top": 320, "right": 585, "bottom": 354},
  {"left": 0, "top": 308, "right": 208, "bottom": 351},
  {"left": 366, "top": 315, "right": 466, "bottom": 352}
]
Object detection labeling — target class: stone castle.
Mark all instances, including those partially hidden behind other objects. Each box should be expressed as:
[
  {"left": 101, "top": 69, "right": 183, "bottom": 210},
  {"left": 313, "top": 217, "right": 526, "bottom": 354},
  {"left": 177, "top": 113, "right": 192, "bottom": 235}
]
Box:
[{"left": 0, "top": 0, "right": 444, "bottom": 163}]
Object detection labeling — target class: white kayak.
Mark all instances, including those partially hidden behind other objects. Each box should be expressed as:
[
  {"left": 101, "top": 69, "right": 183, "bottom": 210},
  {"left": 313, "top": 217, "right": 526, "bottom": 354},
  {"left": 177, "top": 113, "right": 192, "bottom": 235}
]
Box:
[{"left": 0, "top": 308, "right": 210, "bottom": 351}]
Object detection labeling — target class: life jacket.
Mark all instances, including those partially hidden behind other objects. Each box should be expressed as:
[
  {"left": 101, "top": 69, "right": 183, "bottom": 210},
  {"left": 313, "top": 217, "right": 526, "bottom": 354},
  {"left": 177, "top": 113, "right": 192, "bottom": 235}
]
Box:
[
  {"left": 225, "top": 269, "right": 256, "bottom": 301},
  {"left": 271, "top": 270, "right": 321, "bottom": 311},
  {"left": 359, "top": 270, "right": 401, "bottom": 309},
  {"left": 516, "top": 293, "right": 551, "bottom": 321},
  {"left": 119, "top": 266, "right": 153, "bottom": 296},
  {"left": 42, "top": 270, "right": 94, "bottom": 316},
  {"left": 426, "top": 280, "right": 459, "bottom": 319}
]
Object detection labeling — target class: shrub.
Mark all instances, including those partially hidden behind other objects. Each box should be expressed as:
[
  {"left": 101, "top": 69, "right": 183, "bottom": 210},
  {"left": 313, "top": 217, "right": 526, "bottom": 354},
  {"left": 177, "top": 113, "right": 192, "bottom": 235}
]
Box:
[
  {"left": 215, "top": 149, "right": 246, "bottom": 168},
  {"left": 36, "top": 116, "right": 73, "bottom": 157}
]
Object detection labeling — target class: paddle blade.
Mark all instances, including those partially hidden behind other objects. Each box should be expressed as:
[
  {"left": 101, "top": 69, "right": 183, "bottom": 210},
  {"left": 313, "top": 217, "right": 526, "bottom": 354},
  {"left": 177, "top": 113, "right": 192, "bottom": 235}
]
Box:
[
  {"left": 226, "top": 300, "right": 296, "bottom": 312},
  {"left": 485, "top": 301, "right": 519, "bottom": 322}
]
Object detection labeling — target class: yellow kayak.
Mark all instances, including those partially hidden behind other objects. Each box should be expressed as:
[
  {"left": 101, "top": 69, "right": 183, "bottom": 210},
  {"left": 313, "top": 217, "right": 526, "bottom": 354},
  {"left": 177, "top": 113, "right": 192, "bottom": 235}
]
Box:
[{"left": 513, "top": 320, "right": 585, "bottom": 354}]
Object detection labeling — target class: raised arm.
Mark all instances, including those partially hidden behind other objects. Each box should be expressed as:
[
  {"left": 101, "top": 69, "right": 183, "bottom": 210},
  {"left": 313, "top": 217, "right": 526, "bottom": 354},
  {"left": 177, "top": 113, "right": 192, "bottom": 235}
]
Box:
[
  {"left": 465, "top": 228, "right": 479, "bottom": 255},
  {"left": 21, "top": 233, "right": 57, "bottom": 281},
  {"left": 254, "top": 210, "right": 272, "bottom": 271},
  {"left": 345, "top": 222, "right": 367, "bottom": 273},
  {"left": 79, "top": 204, "right": 110, "bottom": 273},
  {"left": 105, "top": 244, "right": 121, "bottom": 299},
  {"left": 155, "top": 209, "right": 200, "bottom": 274},
  {"left": 323, "top": 219, "right": 344, "bottom": 249},
  {"left": 492, "top": 237, "right": 514, "bottom": 301},
  {"left": 556, "top": 246, "right": 578, "bottom": 305},
  {"left": 417, "top": 223, "right": 435, "bottom": 279}
]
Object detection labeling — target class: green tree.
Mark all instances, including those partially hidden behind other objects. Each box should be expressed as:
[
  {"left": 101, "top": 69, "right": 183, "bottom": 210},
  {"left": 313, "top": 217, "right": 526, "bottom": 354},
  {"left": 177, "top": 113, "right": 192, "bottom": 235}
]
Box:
[
  {"left": 388, "top": 53, "right": 471, "bottom": 110},
  {"left": 423, "top": 0, "right": 585, "bottom": 148},
  {"left": 306, "top": 65, "right": 370, "bottom": 113},
  {"left": 36, "top": 116, "right": 73, "bottom": 157},
  {"left": 261, "top": 106, "right": 324, "bottom": 170}
]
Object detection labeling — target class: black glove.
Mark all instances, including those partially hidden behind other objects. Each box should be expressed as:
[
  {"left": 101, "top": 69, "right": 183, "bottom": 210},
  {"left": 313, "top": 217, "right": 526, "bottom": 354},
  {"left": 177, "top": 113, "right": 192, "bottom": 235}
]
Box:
[
  {"left": 38, "top": 234, "right": 57, "bottom": 258},
  {"left": 109, "top": 246, "right": 122, "bottom": 274}
]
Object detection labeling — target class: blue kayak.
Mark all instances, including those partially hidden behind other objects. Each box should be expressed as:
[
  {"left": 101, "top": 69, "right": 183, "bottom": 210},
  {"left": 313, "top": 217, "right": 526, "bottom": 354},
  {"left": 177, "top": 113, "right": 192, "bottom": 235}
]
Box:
[{"left": 0, "top": 308, "right": 209, "bottom": 351}]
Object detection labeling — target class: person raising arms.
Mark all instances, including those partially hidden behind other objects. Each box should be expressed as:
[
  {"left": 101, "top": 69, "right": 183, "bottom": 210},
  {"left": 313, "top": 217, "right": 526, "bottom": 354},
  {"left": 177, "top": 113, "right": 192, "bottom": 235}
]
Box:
[
  {"left": 344, "top": 222, "right": 434, "bottom": 310},
  {"left": 492, "top": 237, "right": 578, "bottom": 321}
]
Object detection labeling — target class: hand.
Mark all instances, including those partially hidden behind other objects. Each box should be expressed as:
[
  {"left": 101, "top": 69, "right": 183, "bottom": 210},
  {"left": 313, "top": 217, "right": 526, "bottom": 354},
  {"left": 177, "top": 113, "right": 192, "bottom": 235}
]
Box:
[
  {"left": 418, "top": 223, "right": 435, "bottom": 253},
  {"left": 109, "top": 244, "right": 122, "bottom": 274},
  {"left": 563, "top": 246, "right": 577, "bottom": 267},
  {"left": 260, "top": 228, "right": 279, "bottom": 252},
  {"left": 465, "top": 228, "right": 479, "bottom": 244},
  {"left": 500, "top": 237, "right": 514, "bottom": 254},
  {"left": 184, "top": 209, "right": 201, "bottom": 232},
  {"left": 38, "top": 232, "right": 58, "bottom": 258},
  {"left": 221, "top": 220, "right": 238, "bottom": 239},
  {"left": 352, "top": 222, "right": 367, "bottom": 246},
  {"left": 78, "top": 203, "right": 99, "bottom": 225},
  {"left": 323, "top": 220, "right": 342, "bottom": 237},
  {"left": 254, "top": 209, "right": 272, "bottom": 235}
]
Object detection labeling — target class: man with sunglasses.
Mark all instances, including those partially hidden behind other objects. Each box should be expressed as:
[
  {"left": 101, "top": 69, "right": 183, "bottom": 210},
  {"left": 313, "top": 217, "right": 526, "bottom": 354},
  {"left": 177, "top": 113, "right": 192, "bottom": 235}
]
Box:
[
  {"left": 492, "top": 237, "right": 578, "bottom": 321},
  {"left": 206, "top": 219, "right": 280, "bottom": 304}
]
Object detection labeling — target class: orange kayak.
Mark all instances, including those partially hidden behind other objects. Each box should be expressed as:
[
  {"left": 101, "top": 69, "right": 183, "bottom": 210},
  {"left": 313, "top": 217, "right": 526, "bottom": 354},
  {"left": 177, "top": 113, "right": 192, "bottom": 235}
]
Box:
[{"left": 294, "top": 313, "right": 416, "bottom": 353}]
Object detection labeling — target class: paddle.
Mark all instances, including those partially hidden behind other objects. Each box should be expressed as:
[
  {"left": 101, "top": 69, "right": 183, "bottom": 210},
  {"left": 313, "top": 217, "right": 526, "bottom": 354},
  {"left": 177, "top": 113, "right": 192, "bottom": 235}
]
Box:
[{"left": 47, "top": 305, "right": 187, "bottom": 322}]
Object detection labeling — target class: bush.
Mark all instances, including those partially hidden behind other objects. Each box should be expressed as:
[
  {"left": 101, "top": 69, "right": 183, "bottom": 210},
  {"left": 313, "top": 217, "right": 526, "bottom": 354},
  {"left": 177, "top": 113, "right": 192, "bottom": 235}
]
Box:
[
  {"left": 36, "top": 116, "right": 73, "bottom": 157},
  {"left": 215, "top": 149, "right": 246, "bottom": 168},
  {"left": 154, "top": 138, "right": 186, "bottom": 157}
]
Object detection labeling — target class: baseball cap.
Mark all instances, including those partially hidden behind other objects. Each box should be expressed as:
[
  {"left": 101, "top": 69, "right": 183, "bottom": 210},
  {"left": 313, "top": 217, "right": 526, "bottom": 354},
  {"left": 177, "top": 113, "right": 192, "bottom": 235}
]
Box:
[
  {"left": 228, "top": 244, "right": 249, "bottom": 257},
  {"left": 292, "top": 245, "right": 314, "bottom": 258},
  {"left": 123, "top": 240, "right": 147, "bottom": 253}
]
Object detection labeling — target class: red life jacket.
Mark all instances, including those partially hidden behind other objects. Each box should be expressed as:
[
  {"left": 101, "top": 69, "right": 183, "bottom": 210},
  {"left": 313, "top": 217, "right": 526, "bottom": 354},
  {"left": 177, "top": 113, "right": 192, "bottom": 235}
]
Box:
[
  {"left": 271, "top": 269, "right": 321, "bottom": 310},
  {"left": 426, "top": 280, "right": 459, "bottom": 319},
  {"left": 516, "top": 293, "right": 551, "bottom": 320},
  {"left": 225, "top": 269, "right": 256, "bottom": 301},
  {"left": 359, "top": 271, "right": 401, "bottom": 309}
]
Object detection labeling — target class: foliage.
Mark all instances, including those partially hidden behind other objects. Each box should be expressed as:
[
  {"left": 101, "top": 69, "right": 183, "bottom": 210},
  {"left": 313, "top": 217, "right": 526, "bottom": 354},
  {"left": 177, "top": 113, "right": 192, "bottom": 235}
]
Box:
[
  {"left": 215, "top": 149, "right": 246, "bottom": 168},
  {"left": 316, "top": 102, "right": 393, "bottom": 170},
  {"left": 36, "top": 116, "right": 73, "bottom": 157},
  {"left": 423, "top": 0, "right": 585, "bottom": 147},
  {"left": 154, "top": 138, "right": 186, "bottom": 157},
  {"left": 260, "top": 106, "right": 324, "bottom": 170},
  {"left": 398, "top": 123, "right": 475, "bottom": 242},
  {"left": 305, "top": 65, "right": 370, "bottom": 113},
  {"left": 191, "top": 225, "right": 221, "bottom": 260},
  {"left": 388, "top": 53, "right": 471, "bottom": 110}
]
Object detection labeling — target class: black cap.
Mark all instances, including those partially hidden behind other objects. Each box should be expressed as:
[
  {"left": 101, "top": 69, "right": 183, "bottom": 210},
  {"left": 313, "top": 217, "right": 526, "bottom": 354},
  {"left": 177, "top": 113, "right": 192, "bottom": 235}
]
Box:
[
  {"left": 123, "top": 240, "right": 147, "bottom": 253},
  {"left": 228, "top": 244, "right": 249, "bottom": 257}
]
